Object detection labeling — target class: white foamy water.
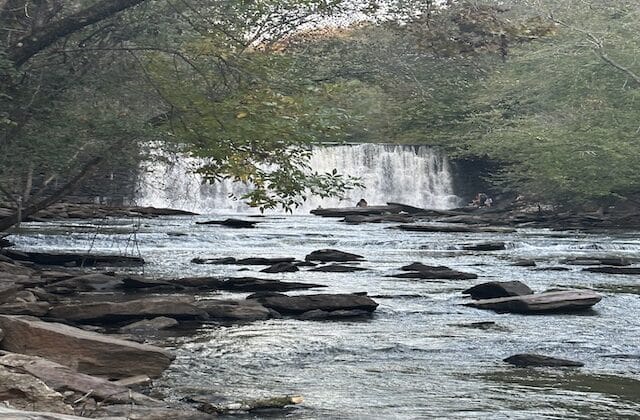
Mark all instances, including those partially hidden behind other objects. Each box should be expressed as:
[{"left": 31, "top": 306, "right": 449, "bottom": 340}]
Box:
[{"left": 134, "top": 144, "right": 461, "bottom": 213}]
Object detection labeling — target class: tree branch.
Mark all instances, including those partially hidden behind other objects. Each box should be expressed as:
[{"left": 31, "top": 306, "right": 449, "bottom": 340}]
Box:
[{"left": 7, "top": 0, "right": 147, "bottom": 67}]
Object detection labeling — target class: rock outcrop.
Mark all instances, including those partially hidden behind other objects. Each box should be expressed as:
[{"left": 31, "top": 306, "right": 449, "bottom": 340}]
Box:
[{"left": 0, "top": 315, "right": 174, "bottom": 378}]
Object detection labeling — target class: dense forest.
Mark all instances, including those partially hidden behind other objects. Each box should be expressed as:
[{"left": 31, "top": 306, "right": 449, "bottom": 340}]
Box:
[{"left": 1, "top": 0, "right": 639, "bottom": 224}]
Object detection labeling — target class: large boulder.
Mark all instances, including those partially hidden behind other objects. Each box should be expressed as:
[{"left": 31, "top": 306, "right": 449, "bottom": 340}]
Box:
[
  {"left": 465, "top": 290, "right": 602, "bottom": 313},
  {"left": 504, "top": 353, "right": 584, "bottom": 367},
  {"left": 250, "top": 293, "right": 378, "bottom": 315},
  {"left": 305, "top": 249, "right": 365, "bottom": 262},
  {"left": 0, "top": 315, "right": 174, "bottom": 378},
  {"left": 463, "top": 281, "right": 534, "bottom": 300},
  {"left": 48, "top": 296, "right": 208, "bottom": 322}
]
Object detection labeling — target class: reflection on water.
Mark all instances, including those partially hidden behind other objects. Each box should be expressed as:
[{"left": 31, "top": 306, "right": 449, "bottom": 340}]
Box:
[{"left": 9, "top": 215, "right": 640, "bottom": 419}]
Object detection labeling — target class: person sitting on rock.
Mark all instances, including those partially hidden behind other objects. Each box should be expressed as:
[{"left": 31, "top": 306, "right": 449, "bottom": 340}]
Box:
[{"left": 356, "top": 198, "right": 368, "bottom": 207}]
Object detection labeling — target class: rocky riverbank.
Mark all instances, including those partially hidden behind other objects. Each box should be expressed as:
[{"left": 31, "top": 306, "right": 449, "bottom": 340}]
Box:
[{"left": 0, "top": 245, "right": 379, "bottom": 418}]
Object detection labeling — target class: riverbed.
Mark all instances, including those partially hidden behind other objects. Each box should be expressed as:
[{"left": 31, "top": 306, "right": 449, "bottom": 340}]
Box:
[{"left": 11, "top": 214, "right": 640, "bottom": 419}]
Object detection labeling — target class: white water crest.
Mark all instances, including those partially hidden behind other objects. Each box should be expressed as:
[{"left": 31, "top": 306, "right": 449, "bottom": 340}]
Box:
[{"left": 134, "top": 144, "right": 461, "bottom": 214}]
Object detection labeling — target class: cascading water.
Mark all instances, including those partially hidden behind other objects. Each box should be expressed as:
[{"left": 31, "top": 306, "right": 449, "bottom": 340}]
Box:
[{"left": 134, "top": 144, "right": 461, "bottom": 214}]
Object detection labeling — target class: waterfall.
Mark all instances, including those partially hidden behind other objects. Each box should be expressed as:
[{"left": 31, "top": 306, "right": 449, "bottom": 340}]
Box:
[{"left": 134, "top": 144, "right": 461, "bottom": 214}]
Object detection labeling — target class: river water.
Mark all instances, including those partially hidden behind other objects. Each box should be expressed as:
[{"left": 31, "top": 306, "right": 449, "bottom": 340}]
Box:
[{"left": 11, "top": 215, "right": 640, "bottom": 419}]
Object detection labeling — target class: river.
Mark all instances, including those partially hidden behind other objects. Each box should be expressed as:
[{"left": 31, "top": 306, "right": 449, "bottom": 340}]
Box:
[{"left": 10, "top": 214, "right": 640, "bottom": 419}]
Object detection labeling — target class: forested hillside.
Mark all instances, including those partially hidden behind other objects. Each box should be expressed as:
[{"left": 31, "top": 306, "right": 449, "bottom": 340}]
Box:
[{"left": 1, "top": 0, "right": 638, "bottom": 227}]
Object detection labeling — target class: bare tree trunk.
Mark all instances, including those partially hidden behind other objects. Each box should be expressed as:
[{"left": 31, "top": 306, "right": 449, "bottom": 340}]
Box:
[{"left": 0, "top": 156, "right": 103, "bottom": 232}]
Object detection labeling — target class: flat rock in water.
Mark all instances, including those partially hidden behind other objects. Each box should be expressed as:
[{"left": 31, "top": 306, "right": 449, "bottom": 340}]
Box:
[
  {"left": 400, "top": 262, "right": 451, "bottom": 272},
  {"left": 389, "top": 270, "right": 477, "bottom": 280},
  {"left": 0, "top": 315, "right": 174, "bottom": 378},
  {"left": 463, "top": 281, "right": 534, "bottom": 300},
  {"left": 311, "top": 205, "right": 403, "bottom": 217},
  {"left": 192, "top": 257, "right": 297, "bottom": 265},
  {"left": 195, "top": 299, "right": 271, "bottom": 321},
  {"left": 3, "top": 250, "right": 144, "bottom": 267},
  {"left": 504, "top": 353, "right": 584, "bottom": 367},
  {"left": 261, "top": 262, "right": 299, "bottom": 273},
  {"left": 513, "top": 259, "right": 536, "bottom": 267},
  {"left": 250, "top": 293, "right": 378, "bottom": 315},
  {"left": 48, "top": 296, "right": 208, "bottom": 322},
  {"left": 297, "top": 309, "right": 373, "bottom": 320},
  {"left": 462, "top": 242, "right": 506, "bottom": 251},
  {"left": 562, "top": 256, "right": 631, "bottom": 266},
  {"left": 305, "top": 249, "right": 365, "bottom": 262},
  {"left": 309, "top": 264, "right": 368, "bottom": 272},
  {"left": 343, "top": 214, "right": 414, "bottom": 224},
  {"left": 196, "top": 218, "right": 258, "bottom": 228},
  {"left": 465, "top": 290, "right": 602, "bottom": 313},
  {"left": 221, "top": 277, "right": 325, "bottom": 292},
  {"left": 583, "top": 266, "right": 640, "bottom": 275}
]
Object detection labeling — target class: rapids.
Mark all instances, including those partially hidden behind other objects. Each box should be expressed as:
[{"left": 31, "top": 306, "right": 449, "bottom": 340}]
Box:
[{"left": 10, "top": 214, "right": 640, "bottom": 419}]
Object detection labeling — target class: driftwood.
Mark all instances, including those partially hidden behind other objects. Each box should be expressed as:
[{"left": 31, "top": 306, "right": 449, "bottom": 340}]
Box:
[
  {"left": 199, "top": 395, "right": 304, "bottom": 414},
  {"left": 465, "top": 290, "right": 602, "bottom": 313}
]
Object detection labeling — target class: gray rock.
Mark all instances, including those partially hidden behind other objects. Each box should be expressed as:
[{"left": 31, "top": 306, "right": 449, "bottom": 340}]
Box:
[
  {"left": 0, "top": 365, "right": 73, "bottom": 415},
  {"left": 252, "top": 293, "right": 378, "bottom": 315},
  {"left": 463, "top": 281, "right": 534, "bottom": 300},
  {"left": 49, "top": 296, "right": 208, "bottom": 322},
  {"left": 0, "top": 315, "right": 174, "bottom": 379},
  {"left": 305, "top": 249, "right": 364, "bottom": 262},
  {"left": 261, "top": 262, "right": 299, "bottom": 273},
  {"left": 195, "top": 299, "right": 271, "bottom": 321},
  {"left": 462, "top": 241, "right": 506, "bottom": 251},
  {"left": 297, "top": 309, "right": 372, "bottom": 320},
  {"left": 119, "top": 316, "right": 179, "bottom": 333}
]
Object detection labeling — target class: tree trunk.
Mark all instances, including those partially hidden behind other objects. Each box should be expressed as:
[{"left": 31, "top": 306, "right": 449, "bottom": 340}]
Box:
[{"left": 0, "top": 156, "right": 103, "bottom": 232}]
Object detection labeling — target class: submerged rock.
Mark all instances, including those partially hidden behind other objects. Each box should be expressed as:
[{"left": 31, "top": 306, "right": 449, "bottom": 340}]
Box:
[
  {"left": 504, "top": 353, "right": 584, "bottom": 367},
  {"left": 0, "top": 315, "right": 174, "bottom": 379},
  {"left": 463, "top": 281, "right": 534, "bottom": 300},
  {"left": 2, "top": 250, "right": 144, "bottom": 267},
  {"left": 562, "top": 257, "right": 631, "bottom": 266},
  {"left": 513, "top": 259, "right": 536, "bottom": 267}
]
